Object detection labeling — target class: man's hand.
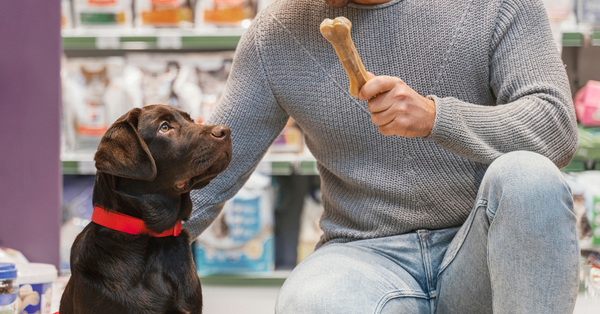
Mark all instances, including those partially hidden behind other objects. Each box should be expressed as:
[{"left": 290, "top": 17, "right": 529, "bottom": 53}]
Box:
[{"left": 359, "top": 74, "right": 436, "bottom": 138}]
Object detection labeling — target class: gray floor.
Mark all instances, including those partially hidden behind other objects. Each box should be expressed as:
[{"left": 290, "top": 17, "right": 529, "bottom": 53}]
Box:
[{"left": 202, "top": 286, "right": 600, "bottom": 314}]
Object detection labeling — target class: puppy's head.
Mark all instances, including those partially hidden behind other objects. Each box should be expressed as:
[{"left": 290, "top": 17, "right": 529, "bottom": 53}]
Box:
[{"left": 93, "top": 105, "right": 232, "bottom": 231}]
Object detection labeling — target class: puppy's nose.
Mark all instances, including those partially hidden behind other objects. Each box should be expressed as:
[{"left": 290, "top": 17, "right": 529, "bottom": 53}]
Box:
[{"left": 210, "top": 125, "right": 231, "bottom": 139}]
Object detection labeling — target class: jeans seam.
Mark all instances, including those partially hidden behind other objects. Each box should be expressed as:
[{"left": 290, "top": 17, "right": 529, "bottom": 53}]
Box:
[
  {"left": 437, "top": 201, "right": 486, "bottom": 276},
  {"left": 374, "top": 290, "right": 429, "bottom": 314}
]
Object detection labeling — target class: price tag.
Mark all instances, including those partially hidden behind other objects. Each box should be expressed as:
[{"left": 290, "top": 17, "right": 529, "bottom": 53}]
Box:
[
  {"left": 157, "top": 36, "right": 182, "bottom": 49},
  {"left": 95, "top": 36, "right": 120, "bottom": 49}
]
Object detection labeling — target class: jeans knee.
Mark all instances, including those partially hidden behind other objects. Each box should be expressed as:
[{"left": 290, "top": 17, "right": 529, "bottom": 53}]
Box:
[{"left": 485, "top": 151, "right": 568, "bottom": 196}]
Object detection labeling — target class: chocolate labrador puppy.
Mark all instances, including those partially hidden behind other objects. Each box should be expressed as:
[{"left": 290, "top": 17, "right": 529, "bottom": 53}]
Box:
[{"left": 59, "top": 105, "right": 232, "bottom": 314}]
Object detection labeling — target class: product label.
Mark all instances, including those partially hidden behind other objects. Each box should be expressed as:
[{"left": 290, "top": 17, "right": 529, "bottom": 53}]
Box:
[
  {"left": 0, "top": 292, "right": 17, "bottom": 314},
  {"left": 19, "top": 283, "right": 53, "bottom": 314},
  {"left": 151, "top": 0, "right": 179, "bottom": 5},
  {"left": 88, "top": 0, "right": 117, "bottom": 6}
]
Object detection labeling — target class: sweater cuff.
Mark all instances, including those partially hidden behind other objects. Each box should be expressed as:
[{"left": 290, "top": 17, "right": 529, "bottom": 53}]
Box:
[{"left": 423, "top": 95, "right": 453, "bottom": 145}]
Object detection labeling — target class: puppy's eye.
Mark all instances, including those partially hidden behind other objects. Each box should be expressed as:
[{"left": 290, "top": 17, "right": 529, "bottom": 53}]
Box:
[{"left": 159, "top": 123, "right": 171, "bottom": 133}]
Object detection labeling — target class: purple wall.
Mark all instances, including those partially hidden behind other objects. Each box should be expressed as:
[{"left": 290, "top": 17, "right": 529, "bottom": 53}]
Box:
[{"left": 0, "top": 1, "right": 61, "bottom": 267}]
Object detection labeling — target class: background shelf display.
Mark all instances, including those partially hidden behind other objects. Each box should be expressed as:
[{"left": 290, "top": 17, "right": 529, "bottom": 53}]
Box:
[
  {"left": 62, "top": 28, "right": 245, "bottom": 50},
  {"left": 61, "top": 150, "right": 318, "bottom": 176}
]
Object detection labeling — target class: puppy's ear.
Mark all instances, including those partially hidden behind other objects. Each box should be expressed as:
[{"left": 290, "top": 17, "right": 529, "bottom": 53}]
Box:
[{"left": 94, "top": 108, "right": 157, "bottom": 181}]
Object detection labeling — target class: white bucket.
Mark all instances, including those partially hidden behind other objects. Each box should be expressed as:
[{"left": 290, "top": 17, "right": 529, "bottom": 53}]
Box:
[{"left": 16, "top": 263, "right": 57, "bottom": 314}]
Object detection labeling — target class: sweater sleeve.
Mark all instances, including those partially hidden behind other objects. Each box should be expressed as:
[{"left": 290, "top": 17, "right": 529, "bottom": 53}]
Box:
[
  {"left": 184, "top": 18, "right": 289, "bottom": 239},
  {"left": 424, "top": 0, "right": 577, "bottom": 168}
]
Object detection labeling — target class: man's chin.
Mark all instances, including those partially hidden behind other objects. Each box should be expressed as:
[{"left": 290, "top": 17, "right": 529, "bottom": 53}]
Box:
[{"left": 324, "top": 0, "right": 352, "bottom": 7}]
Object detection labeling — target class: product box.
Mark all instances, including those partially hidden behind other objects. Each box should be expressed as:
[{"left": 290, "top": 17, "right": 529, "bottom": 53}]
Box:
[
  {"left": 578, "top": 0, "right": 600, "bottom": 24},
  {"left": 194, "top": 173, "right": 275, "bottom": 274},
  {"left": 136, "top": 0, "right": 194, "bottom": 27},
  {"left": 566, "top": 172, "right": 600, "bottom": 250},
  {"left": 187, "top": 52, "right": 233, "bottom": 123},
  {"left": 269, "top": 119, "right": 304, "bottom": 153},
  {"left": 575, "top": 80, "right": 600, "bottom": 127},
  {"left": 73, "top": 0, "right": 133, "bottom": 28}
]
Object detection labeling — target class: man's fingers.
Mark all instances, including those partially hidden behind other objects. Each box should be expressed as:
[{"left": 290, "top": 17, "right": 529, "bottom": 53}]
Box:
[
  {"left": 371, "top": 109, "right": 396, "bottom": 126},
  {"left": 359, "top": 76, "right": 401, "bottom": 101},
  {"left": 378, "top": 120, "right": 398, "bottom": 136}
]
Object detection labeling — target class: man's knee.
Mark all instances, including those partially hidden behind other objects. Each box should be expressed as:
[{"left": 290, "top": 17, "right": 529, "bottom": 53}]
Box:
[{"left": 484, "top": 151, "right": 569, "bottom": 198}]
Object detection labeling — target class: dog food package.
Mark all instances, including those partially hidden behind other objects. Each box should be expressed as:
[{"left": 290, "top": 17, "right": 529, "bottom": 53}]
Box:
[
  {"left": 135, "top": 0, "right": 194, "bottom": 28},
  {"left": 194, "top": 173, "right": 275, "bottom": 274},
  {"left": 186, "top": 52, "right": 233, "bottom": 123},
  {"left": 196, "top": 0, "right": 256, "bottom": 26},
  {"left": 62, "top": 0, "right": 73, "bottom": 29},
  {"left": 124, "top": 54, "right": 202, "bottom": 119},
  {"left": 565, "top": 172, "right": 600, "bottom": 250},
  {"left": 62, "top": 57, "right": 133, "bottom": 150},
  {"left": 575, "top": 81, "right": 600, "bottom": 127},
  {"left": 73, "top": 0, "right": 133, "bottom": 28},
  {"left": 578, "top": 0, "right": 600, "bottom": 24}
]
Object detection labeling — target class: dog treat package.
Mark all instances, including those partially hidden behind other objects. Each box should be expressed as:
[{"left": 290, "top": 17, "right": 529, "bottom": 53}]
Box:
[
  {"left": 186, "top": 52, "right": 233, "bottom": 123},
  {"left": 62, "top": 57, "right": 133, "bottom": 151},
  {"left": 196, "top": 0, "right": 256, "bottom": 26},
  {"left": 269, "top": 119, "right": 304, "bottom": 153},
  {"left": 194, "top": 173, "right": 275, "bottom": 274},
  {"left": 16, "top": 263, "right": 58, "bottom": 314},
  {"left": 124, "top": 54, "right": 202, "bottom": 119},
  {"left": 73, "top": 0, "right": 133, "bottom": 28},
  {"left": 135, "top": 0, "right": 194, "bottom": 28},
  {"left": 62, "top": 0, "right": 73, "bottom": 29}
]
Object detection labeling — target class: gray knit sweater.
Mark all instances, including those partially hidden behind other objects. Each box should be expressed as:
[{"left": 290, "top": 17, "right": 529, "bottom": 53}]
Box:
[{"left": 187, "top": 0, "right": 578, "bottom": 247}]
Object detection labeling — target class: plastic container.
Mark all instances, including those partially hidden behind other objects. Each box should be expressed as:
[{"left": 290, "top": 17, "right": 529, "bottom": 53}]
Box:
[
  {"left": 0, "top": 263, "right": 18, "bottom": 314},
  {"left": 17, "top": 263, "right": 57, "bottom": 314}
]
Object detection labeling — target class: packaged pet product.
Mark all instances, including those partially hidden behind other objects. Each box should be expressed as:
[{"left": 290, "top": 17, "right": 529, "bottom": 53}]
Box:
[
  {"left": 62, "top": 0, "right": 73, "bottom": 29},
  {"left": 136, "top": 0, "right": 194, "bottom": 27},
  {"left": 195, "top": 173, "right": 275, "bottom": 274},
  {"left": 269, "top": 119, "right": 304, "bottom": 153},
  {"left": 578, "top": 0, "right": 600, "bottom": 24},
  {"left": 296, "top": 190, "right": 324, "bottom": 264},
  {"left": 187, "top": 52, "right": 233, "bottom": 123},
  {"left": 16, "top": 263, "right": 57, "bottom": 314},
  {"left": 570, "top": 171, "right": 600, "bottom": 249},
  {"left": 197, "top": 0, "right": 256, "bottom": 26},
  {"left": 62, "top": 57, "right": 132, "bottom": 150},
  {"left": 73, "top": 0, "right": 132, "bottom": 28},
  {"left": 124, "top": 54, "right": 202, "bottom": 119},
  {"left": 0, "top": 263, "right": 18, "bottom": 314},
  {"left": 575, "top": 80, "right": 600, "bottom": 127}
]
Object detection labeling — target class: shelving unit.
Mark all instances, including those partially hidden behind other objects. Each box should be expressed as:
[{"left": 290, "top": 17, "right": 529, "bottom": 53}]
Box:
[
  {"left": 61, "top": 150, "right": 318, "bottom": 176},
  {"left": 62, "top": 27, "right": 245, "bottom": 50}
]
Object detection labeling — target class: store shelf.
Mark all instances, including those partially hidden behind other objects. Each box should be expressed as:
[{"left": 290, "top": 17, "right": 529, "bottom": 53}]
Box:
[
  {"left": 199, "top": 270, "right": 290, "bottom": 287},
  {"left": 563, "top": 32, "right": 584, "bottom": 47},
  {"left": 61, "top": 150, "right": 318, "bottom": 176},
  {"left": 62, "top": 27, "right": 245, "bottom": 50}
]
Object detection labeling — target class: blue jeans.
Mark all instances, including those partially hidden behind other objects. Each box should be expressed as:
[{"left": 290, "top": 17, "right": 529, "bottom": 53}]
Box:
[{"left": 275, "top": 151, "right": 580, "bottom": 313}]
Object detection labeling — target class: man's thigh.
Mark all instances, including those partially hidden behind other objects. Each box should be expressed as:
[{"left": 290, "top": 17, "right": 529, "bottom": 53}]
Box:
[{"left": 275, "top": 242, "right": 431, "bottom": 314}]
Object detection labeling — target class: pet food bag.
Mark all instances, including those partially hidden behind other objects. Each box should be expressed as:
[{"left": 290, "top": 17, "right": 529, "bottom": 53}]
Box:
[
  {"left": 197, "top": 0, "right": 256, "bottom": 26},
  {"left": 575, "top": 80, "right": 600, "bottom": 127},
  {"left": 124, "top": 54, "right": 202, "bottom": 118},
  {"left": 567, "top": 172, "right": 600, "bottom": 249},
  {"left": 62, "top": 57, "right": 132, "bottom": 151},
  {"left": 73, "top": 0, "right": 133, "bottom": 28},
  {"left": 578, "top": 0, "right": 600, "bottom": 24},
  {"left": 62, "top": 0, "right": 73, "bottom": 29},
  {"left": 135, "top": 0, "right": 194, "bottom": 27},
  {"left": 194, "top": 173, "right": 275, "bottom": 274},
  {"left": 186, "top": 52, "right": 233, "bottom": 123}
]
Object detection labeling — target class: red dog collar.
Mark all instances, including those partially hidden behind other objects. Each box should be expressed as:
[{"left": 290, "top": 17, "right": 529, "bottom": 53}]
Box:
[{"left": 92, "top": 206, "right": 182, "bottom": 237}]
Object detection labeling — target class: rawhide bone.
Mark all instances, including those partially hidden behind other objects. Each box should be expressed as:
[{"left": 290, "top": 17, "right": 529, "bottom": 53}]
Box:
[{"left": 320, "top": 16, "right": 370, "bottom": 98}]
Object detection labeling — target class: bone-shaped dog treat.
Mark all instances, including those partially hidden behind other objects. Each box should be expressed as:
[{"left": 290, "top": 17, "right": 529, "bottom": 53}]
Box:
[{"left": 320, "top": 17, "right": 370, "bottom": 98}]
